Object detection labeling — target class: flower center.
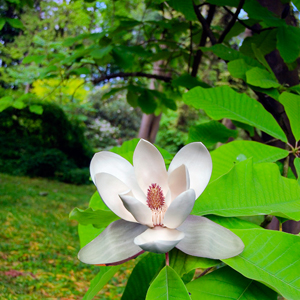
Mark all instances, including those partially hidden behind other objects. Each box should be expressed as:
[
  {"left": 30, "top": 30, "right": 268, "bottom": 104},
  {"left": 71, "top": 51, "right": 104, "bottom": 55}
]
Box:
[{"left": 146, "top": 183, "right": 167, "bottom": 227}]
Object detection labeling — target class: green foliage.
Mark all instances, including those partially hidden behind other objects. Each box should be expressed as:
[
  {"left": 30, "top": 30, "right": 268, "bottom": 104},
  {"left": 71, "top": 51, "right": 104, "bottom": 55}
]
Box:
[
  {"left": 146, "top": 266, "right": 191, "bottom": 300},
  {"left": 210, "top": 140, "right": 289, "bottom": 181},
  {"left": 86, "top": 87, "right": 142, "bottom": 150},
  {"left": 122, "top": 253, "right": 165, "bottom": 300},
  {"left": 0, "top": 100, "right": 93, "bottom": 183},
  {"left": 169, "top": 248, "right": 219, "bottom": 278},
  {"left": 223, "top": 229, "right": 300, "bottom": 300},
  {"left": 184, "top": 85, "right": 287, "bottom": 142},
  {"left": 193, "top": 159, "right": 300, "bottom": 220},
  {"left": 69, "top": 207, "right": 120, "bottom": 228},
  {"left": 3, "top": 0, "right": 300, "bottom": 299},
  {"left": 187, "top": 120, "right": 238, "bottom": 147},
  {"left": 82, "top": 266, "right": 122, "bottom": 300},
  {"left": 279, "top": 92, "right": 300, "bottom": 141},
  {"left": 187, "top": 266, "right": 277, "bottom": 300}
]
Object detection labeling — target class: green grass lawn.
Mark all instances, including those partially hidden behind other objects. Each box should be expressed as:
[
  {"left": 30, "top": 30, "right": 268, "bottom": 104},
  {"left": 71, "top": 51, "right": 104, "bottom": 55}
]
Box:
[{"left": 0, "top": 173, "right": 131, "bottom": 299}]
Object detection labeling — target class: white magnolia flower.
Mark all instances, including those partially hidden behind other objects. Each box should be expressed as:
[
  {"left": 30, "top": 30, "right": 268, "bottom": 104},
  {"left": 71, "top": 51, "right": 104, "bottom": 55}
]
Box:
[{"left": 78, "top": 139, "right": 244, "bottom": 265}]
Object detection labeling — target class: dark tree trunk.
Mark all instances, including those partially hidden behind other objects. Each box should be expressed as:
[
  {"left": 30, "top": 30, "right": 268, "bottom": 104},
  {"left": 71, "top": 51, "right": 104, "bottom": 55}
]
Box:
[{"left": 256, "top": 0, "right": 300, "bottom": 233}]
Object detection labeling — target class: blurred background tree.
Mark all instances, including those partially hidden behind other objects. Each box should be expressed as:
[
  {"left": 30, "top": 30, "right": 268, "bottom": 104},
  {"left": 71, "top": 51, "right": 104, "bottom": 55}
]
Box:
[{"left": 0, "top": 0, "right": 299, "bottom": 188}]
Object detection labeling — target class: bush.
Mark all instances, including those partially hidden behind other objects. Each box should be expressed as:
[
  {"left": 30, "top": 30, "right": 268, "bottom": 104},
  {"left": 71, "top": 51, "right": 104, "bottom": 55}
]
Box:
[
  {"left": 0, "top": 100, "right": 93, "bottom": 184},
  {"left": 55, "top": 168, "right": 90, "bottom": 185}
]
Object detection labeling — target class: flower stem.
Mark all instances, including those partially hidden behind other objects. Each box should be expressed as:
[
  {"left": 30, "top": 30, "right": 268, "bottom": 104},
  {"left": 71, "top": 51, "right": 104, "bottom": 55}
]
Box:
[{"left": 165, "top": 252, "right": 169, "bottom": 266}]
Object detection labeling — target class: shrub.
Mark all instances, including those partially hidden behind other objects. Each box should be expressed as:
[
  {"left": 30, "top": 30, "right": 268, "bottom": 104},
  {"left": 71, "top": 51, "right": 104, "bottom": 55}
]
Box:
[{"left": 0, "top": 100, "right": 93, "bottom": 184}]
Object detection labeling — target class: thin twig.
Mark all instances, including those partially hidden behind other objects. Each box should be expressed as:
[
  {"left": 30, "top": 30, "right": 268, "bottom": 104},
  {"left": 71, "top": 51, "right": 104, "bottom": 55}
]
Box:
[
  {"left": 92, "top": 72, "right": 172, "bottom": 85},
  {"left": 196, "top": 267, "right": 213, "bottom": 279},
  {"left": 218, "top": 0, "right": 245, "bottom": 43}
]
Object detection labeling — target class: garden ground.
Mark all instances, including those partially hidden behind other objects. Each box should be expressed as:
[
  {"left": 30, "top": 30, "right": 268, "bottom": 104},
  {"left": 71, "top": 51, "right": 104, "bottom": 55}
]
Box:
[{"left": 0, "top": 173, "right": 132, "bottom": 299}]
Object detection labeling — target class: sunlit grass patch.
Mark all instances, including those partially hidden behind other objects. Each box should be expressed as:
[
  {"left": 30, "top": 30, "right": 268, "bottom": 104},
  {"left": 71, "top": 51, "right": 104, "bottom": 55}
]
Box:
[{"left": 0, "top": 173, "right": 132, "bottom": 299}]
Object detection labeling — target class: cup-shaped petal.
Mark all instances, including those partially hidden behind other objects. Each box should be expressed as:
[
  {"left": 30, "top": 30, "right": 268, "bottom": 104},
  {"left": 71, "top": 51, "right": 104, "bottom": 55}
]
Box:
[
  {"left": 134, "top": 227, "right": 184, "bottom": 254},
  {"left": 163, "top": 189, "right": 196, "bottom": 229},
  {"left": 176, "top": 215, "right": 244, "bottom": 259},
  {"left": 91, "top": 151, "right": 145, "bottom": 201},
  {"left": 133, "top": 139, "right": 168, "bottom": 196},
  {"left": 168, "top": 164, "right": 190, "bottom": 202},
  {"left": 119, "top": 193, "right": 153, "bottom": 227},
  {"left": 95, "top": 173, "right": 136, "bottom": 222},
  {"left": 168, "top": 142, "right": 212, "bottom": 199},
  {"left": 78, "top": 219, "right": 147, "bottom": 265}
]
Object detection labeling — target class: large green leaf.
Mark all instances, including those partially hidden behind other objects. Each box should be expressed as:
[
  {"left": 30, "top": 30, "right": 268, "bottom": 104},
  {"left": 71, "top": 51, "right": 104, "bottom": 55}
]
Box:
[
  {"left": 90, "top": 45, "right": 113, "bottom": 59},
  {"left": 240, "top": 29, "right": 277, "bottom": 59},
  {"left": 169, "top": 248, "right": 219, "bottom": 278},
  {"left": 223, "top": 229, "right": 300, "bottom": 300},
  {"left": 227, "top": 59, "right": 253, "bottom": 81},
  {"left": 122, "top": 253, "right": 165, "bottom": 300},
  {"left": 137, "top": 89, "right": 157, "bottom": 114},
  {"left": 210, "top": 140, "right": 289, "bottom": 181},
  {"left": 193, "top": 159, "right": 300, "bottom": 220},
  {"left": 277, "top": 25, "right": 300, "bottom": 63},
  {"left": 172, "top": 74, "right": 210, "bottom": 89},
  {"left": 82, "top": 266, "right": 121, "bottom": 300},
  {"left": 69, "top": 207, "right": 120, "bottom": 228},
  {"left": 202, "top": 44, "right": 261, "bottom": 67},
  {"left": 112, "top": 46, "right": 135, "bottom": 69},
  {"left": 279, "top": 92, "right": 300, "bottom": 141},
  {"left": 89, "top": 191, "right": 110, "bottom": 211},
  {"left": 23, "top": 55, "right": 47, "bottom": 64},
  {"left": 146, "top": 266, "right": 191, "bottom": 300},
  {"left": 183, "top": 86, "right": 287, "bottom": 142},
  {"left": 187, "top": 266, "right": 277, "bottom": 299},
  {"left": 246, "top": 67, "right": 280, "bottom": 89},
  {"left": 243, "top": 0, "right": 284, "bottom": 27},
  {"left": 205, "top": 215, "right": 261, "bottom": 230},
  {"left": 188, "top": 121, "right": 238, "bottom": 147},
  {"left": 6, "top": 18, "right": 24, "bottom": 29},
  {"left": 168, "top": 0, "right": 197, "bottom": 21}
]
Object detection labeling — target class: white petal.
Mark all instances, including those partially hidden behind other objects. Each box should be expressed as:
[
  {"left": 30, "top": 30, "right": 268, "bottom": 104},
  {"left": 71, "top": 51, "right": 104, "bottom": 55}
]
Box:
[
  {"left": 95, "top": 173, "right": 136, "bottom": 222},
  {"left": 134, "top": 227, "right": 184, "bottom": 254},
  {"left": 168, "top": 142, "right": 212, "bottom": 199},
  {"left": 176, "top": 215, "right": 244, "bottom": 259},
  {"left": 163, "top": 189, "right": 196, "bottom": 229},
  {"left": 78, "top": 220, "right": 147, "bottom": 265},
  {"left": 168, "top": 164, "right": 190, "bottom": 202},
  {"left": 164, "top": 190, "right": 172, "bottom": 207},
  {"left": 133, "top": 139, "right": 168, "bottom": 196},
  {"left": 119, "top": 192, "right": 153, "bottom": 227},
  {"left": 90, "top": 151, "right": 145, "bottom": 201}
]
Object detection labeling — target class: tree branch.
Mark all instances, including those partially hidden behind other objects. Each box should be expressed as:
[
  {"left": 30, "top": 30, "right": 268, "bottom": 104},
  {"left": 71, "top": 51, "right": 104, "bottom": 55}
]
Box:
[
  {"left": 92, "top": 72, "right": 172, "bottom": 85},
  {"left": 191, "top": 4, "right": 216, "bottom": 77},
  {"left": 222, "top": 6, "right": 275, "bottom": 34},
  {"left": 218, "top": 0, "right": 245, "bottom": 43},
  {"left": 193, "top": 4, "right": 217, "bottom": 45}
]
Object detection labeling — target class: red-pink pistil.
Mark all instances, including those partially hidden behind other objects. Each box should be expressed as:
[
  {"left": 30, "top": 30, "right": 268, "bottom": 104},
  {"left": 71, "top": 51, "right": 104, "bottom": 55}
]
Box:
[{"left": 146, "top": 183, "right": 167, "bottom": 226}]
